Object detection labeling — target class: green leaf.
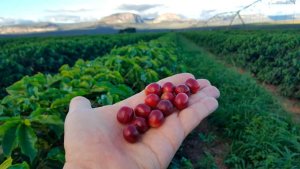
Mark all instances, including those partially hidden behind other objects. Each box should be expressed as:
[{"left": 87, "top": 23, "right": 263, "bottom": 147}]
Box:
[
  {"left": 91, "top": 81, "right": 114, "bottom": 93},
  {"left": 17, "top": 124, "right": 37, "bottom": 162},
  {"left": 50, "top": 125, "right": 65, "bottom": 138},
  {"left": 47, "top": 147, "right": 65, "bottom": 163},
  {"left": 106, "top": 93, "right": 114, "bottom": 105},
  {"left": 110, "top": 85, "right": 134, "bottom": 97},
  {"left": 79, "top": 81, "right": 90, "bottom": 88},
  {"left": 50, "top": 98, "right": 70, "bottom": 109},
  {"left": 2, "top": 124, "right": 19, "bottom": 157},
  {"left": 0, "top": 117, "right": 15, "bottom": 122},
  {"left": 29, "top": 107, "right": 47, "bottom": 118},
  {"left": 0, "top": 157, "right": 13, "bottom": 169},
  {"left": 50, "top": 91, "right": 87, "bottom": 109},
  {"left": 8, "top": 161, "right": 30, "bottom": 169},
  {"left": 0, "top": 104, "right": 4, "bottom": 115},
  {"left": 46, "top": 74, "right": 61, "bottom": 87},
  {"left": 30, "top": 115, "right": 64, "bottom": 137},
  {"left": 30, "top": 115, "right": 63, "bottom": 126},
  {"left": 98, "top": 94, "right": 114, "bottom": 105},
  {"left": 0, "top": 117, "right": 21, "bottom": 139},
  {"left": 6, "top": 80, "right": 26, "bottom": 95},
  {"left": 90, "top": 86, "right": 107, "bottom": 93}
]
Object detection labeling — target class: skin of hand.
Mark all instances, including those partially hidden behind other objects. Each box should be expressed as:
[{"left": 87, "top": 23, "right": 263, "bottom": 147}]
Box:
[{"left": 63, "top": 73, "right": 220, "bottom": 169}]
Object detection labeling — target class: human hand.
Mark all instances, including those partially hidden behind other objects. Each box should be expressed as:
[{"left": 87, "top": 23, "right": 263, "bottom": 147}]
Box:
[{"left": 63, "top": 73, "right": 220, "bottom": 169}]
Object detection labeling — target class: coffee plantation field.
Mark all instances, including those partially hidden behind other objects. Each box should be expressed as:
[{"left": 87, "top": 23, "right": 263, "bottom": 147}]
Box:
[
  {"left": 0, "top": 33, "right": 162, "bottom": 98},
  {"left": 170, "top": 35, "right": 300, "bottom": 168},
  {"left": 183, "top": 30, "right": 300, "bottom": 99},
  {"left": 1, "top": 30, "right": 300, "bottom": 169}
]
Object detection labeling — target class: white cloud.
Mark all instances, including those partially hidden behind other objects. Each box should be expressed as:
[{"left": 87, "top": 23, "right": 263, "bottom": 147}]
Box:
[
  {"left": 46, "top": 8, "right": 94, "bottom": 13},
  {"left": 2, "top": 0, "right": 300, "bottom": 23},
  {"left": 43, "top": 15, "right": 82, "bottom": 23},
  {"left": 117, "top": 4, "right": 163, "bottom": 12}
]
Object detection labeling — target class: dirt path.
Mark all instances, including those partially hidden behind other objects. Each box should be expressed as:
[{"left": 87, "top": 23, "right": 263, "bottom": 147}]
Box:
[
  {"left": 263, "top": 84, "right": 300, "bottom": 113},
  {"left": 235, "top": 66, "right": 300, "bottom": 122},
  {"left": 175, "top": 36, "right": 230, "bottom": 169},
  {"left": 201, "top": 49, "right": 300, "bottom": 122},
  {"left": 176, "top": 36, "right": 300, "bottom": 168}
]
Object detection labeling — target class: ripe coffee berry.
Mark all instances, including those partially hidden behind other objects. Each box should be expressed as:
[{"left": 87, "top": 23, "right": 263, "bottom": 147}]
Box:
[
  {"left": 161, "top": 92, "right": 175, "bottom": 102},
  {"left": 162, "top": 82, "right": 174, "bottom": 93},
  {"left": 175, "top": 84, "right": 190, "bottom": 95},
  {"left": 148, "top": 110, "right": 164, "bottom": 128},
  {"left": 145, "top": 94, "right": 160, "bottom": 108},
  {"left": 118, "top": 78, "right": 202, "bottom": 143},
  {"left": 145, "top": 83, "right": 161, "bottom": 95},
  {"left": 185, "top": 78, "right": 200, "bottom": 94},
  {"left": 123, "top": 125, "right": 140, "bottom": 143},
  {"left": 134, "top": 104, "right": 151, "bottom": 119},
  {"left": 156, "top": 100, "right": 174, "bottom": 116},
  {"left": 174, "top": 93, "right": 189, "bottom": 110},
  {"left": 117, "top": 106, "right": 134, "bottom": 124},
  {"left": 132, "top": 117, "right": 149, "bottom": 133}
]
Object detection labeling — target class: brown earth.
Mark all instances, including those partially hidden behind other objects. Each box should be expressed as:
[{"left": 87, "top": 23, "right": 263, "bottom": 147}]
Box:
[
  {"left": 223, "top": 60, "right": 300, "bottom": 122},
  {"left": 178, "top": 45, "right": 300, "bottom": 168},
  {"left": 234, "top": 67, "right": 300, "bottom": 122},
  {"left": 179, "top": 119, "right": 229, "bottom": 168}
]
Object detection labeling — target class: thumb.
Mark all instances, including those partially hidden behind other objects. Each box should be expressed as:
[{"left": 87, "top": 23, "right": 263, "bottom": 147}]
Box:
[{"left": 68, "top": 96, "right": 92, "bottom": 113}]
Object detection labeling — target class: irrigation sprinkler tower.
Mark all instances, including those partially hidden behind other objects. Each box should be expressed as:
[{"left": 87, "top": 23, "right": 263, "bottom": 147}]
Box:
[
  {"left": 205, "top": 0, "right": 297, "bottom": 27},
  {"left": 205, "top": 0, "right": 261, "bottom": 26}
]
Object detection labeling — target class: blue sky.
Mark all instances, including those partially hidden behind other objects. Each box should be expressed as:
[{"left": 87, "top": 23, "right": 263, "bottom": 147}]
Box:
[
  {"left": 0, "top": 0, "right": 100, "bottom": 19},
  {"left": 0, "top": 0, "right": 299, "bottom": 23}
]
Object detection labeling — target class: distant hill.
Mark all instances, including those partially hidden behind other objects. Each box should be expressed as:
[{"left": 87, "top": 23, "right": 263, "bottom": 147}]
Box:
[
  {"left": 0, "top": 23, "right": 59, "bottom": 34},
  {"left": 1, "top": 12, "right": 300, "bottom": 35},
  {"left": 0, "top": 26, "right": 118, "bottom": 37},
  {"left": 100, "top": 13, "right": 143, "bottom": 24}
]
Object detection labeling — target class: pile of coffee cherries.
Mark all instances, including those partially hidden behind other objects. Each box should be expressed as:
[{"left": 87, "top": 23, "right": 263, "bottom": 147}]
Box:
[{"left": 116, "top": 78, "right": 200, "bottom": 143}]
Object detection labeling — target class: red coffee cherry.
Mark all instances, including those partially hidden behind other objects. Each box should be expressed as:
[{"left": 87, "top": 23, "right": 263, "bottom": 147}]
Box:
[
  {"left": 145, "top": 83, "right": 161, "bottom": 96},
  {"left": 134, "top": 103, "right": 151, "bottom": 119},
  {"left": 117, "top": 106, "right": 134, "bottom": 124},
  {"left": 185, "top": 78, "right": 200, "bottom": 94},
  {"left": 161, "top": 92, "right": 175, "bottom": 102},
  {"left": 162, "top": 82, "right": 175, "bottom": 93},
  {"left": 145, "top": 94, "right": 160, "bottom": 108},
  {"left": 174, "top": 93, "right": 189, "bottom": 110},
  {"left": 132, "top": 117, "right": 149, "bottom": 133},
  {"left": 148, "top": 110, "right": 164, "bottom": 128},
  {"left": 156, "top": 100, "right": 174, "bottom": 116},
  {"left": 123, "top": 125, "right": 140, "bottom": 143},
  {"left": 175, "top": 84, "right": 190, "bottom": 95},
  {"left": 119, "top": 80, "right": 199, "bottom": 144}
]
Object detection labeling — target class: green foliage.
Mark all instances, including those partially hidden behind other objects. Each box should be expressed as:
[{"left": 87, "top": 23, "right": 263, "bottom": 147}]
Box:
[
  {"left": 8, "top": 162, "right": 30, "bottom": 169},
  {"left": 168, "top": 157, "right": 194, "bottom": 169},
  {"left": 195, "top": 151, "right": 218, "bottom": 169},
  {"left": 183, "top": 30, "right": 300, "bottom": 99},
  {"left": 0, "top": 33, "right": 162, "bottom": 97},
  {"left": 17, "top": 124, "right": 38, "bottom": 162},
  {"left": 198, "top": 133, "right": 217, "bottom": 145},
  {"left": 0, "top": 157, "right": 12, "bottom": 169},
  {"left": 180, "top": 157, "right": 194, "bottom": 169},
  {"left": 176, "top": 35, "right": 300, "bottom": 168},
  {"left": 225, "top": 115, "right": 300, "bottom": 168},
  {"left": 0, "top": 36, "right": 179, "bottom": 168},
  {"left": 2, "top": 123, "right": 18, "bottom": 157}
]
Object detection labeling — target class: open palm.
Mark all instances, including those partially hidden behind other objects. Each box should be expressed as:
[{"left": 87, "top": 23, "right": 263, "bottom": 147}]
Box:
[{"left": 63, "top": 73, "right": 220, "bottom": 169}]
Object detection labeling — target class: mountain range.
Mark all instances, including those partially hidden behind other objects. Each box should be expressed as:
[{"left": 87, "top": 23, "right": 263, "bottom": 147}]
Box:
[{"left": 0, "top": 12, "right": 299, "bottom": 35}]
